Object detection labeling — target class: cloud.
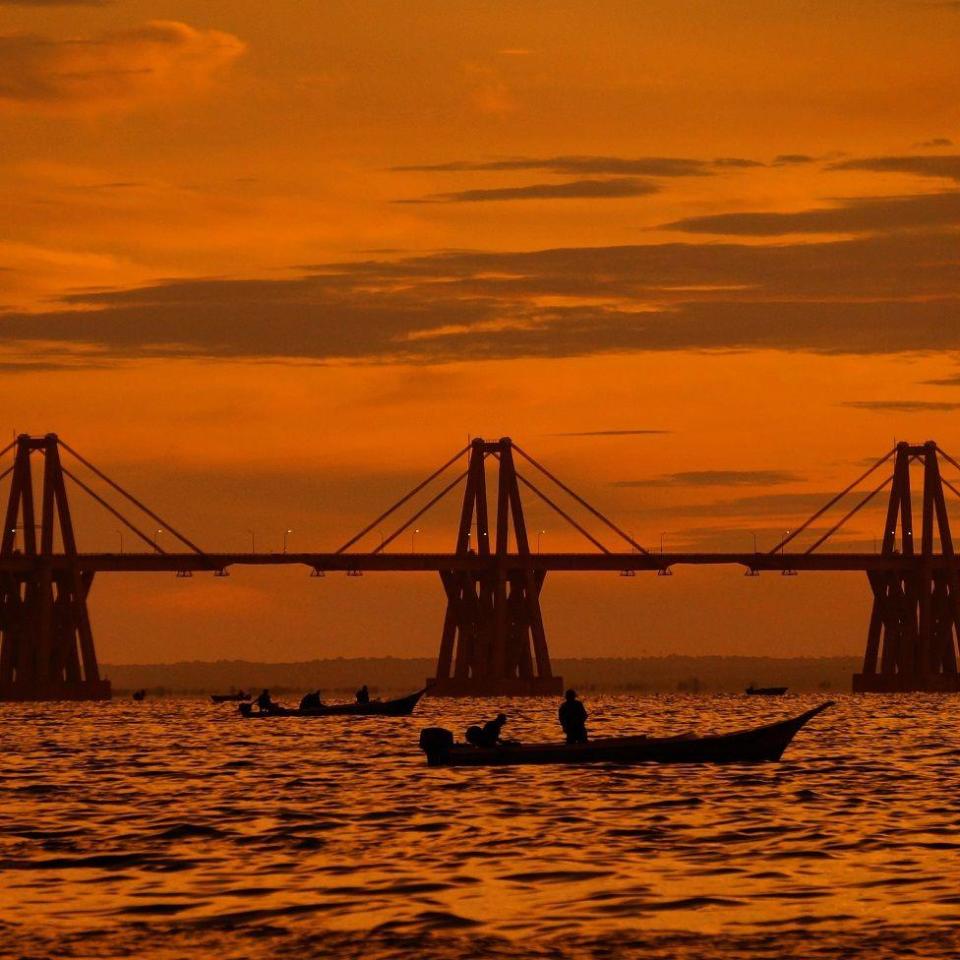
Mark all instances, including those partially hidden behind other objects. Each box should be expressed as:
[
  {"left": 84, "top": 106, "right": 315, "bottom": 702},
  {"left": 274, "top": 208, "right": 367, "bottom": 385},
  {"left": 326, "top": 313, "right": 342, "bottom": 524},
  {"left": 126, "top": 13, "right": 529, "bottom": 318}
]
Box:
[
  {"left": 661, "top": 191, "right": 960, "bottom": 235},
  {"left": 1, "top": 225, "right": 958, "bottom": 364},
  {"left": 628, "top": 491, "right": 853, "bottom": 520},
  {"left": 397, "top": 178, "right": 658, "bottom": 204},
  {"left": 840, "top": 400, "right": 960, "bottom": 412},
  {"left": 551, "top": 429, "right": 672, "bottom": 437},
  {"left": 0, "top": 20, "right": 245, "bottom": 114},
  {"left": 772, "top": 154, "right": 816, "bottom": 165},
  {"left": 828, "top": 155, "right": 960, "bottom": 181},
  {"left": 615, "top": 470, "right": 802, "bottom": 487},
  {"left": 0, "top": 0, "right": 111, "bottom": 5},
  {"left": 391, "top": 155, "right": 753, "bottom": 177},
  {"left": 922, "top": 374, "right": 960, "bottom": 386}
]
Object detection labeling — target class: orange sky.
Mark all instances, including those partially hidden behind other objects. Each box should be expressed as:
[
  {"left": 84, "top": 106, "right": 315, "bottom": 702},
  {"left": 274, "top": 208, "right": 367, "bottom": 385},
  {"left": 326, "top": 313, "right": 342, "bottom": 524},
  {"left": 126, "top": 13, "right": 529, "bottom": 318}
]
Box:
[{"left": 1, "top": 0, "right": 959, "bottom": 664}]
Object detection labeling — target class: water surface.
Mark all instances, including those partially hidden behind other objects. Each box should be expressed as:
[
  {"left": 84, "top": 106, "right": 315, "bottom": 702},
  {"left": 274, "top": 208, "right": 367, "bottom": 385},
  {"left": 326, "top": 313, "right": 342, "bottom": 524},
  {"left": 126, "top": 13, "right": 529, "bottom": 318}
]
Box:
[{"left": 2, "top": 694, "right": 958, "bottom": 958}]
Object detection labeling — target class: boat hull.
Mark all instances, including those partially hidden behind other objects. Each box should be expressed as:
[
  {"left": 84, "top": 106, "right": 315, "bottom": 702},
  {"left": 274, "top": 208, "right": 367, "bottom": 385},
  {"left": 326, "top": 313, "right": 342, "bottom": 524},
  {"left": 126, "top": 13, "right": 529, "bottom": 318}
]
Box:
[
  {"left": 240, "top": 689, "right": 425, "bottom": 718},
  {"left": 422, "top": 702, "right": 834, "bottom": 767},
  {"left": 745, "top": 687, "right": 788, "bottom": 696}
]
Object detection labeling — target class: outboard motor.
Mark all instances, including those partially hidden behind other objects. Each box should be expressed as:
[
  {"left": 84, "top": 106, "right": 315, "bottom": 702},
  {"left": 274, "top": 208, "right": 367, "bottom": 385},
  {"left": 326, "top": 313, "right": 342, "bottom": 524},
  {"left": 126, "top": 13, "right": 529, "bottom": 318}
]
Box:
[{"left": 419, "top": 727, "right": 454, "bottom": 765}]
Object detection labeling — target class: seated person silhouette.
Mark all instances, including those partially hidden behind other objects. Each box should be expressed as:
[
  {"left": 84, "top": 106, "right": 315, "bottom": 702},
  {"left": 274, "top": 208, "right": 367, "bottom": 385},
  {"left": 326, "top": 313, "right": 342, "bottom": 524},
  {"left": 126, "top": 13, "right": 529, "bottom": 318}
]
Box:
[
  {"left": 299, "top": 690, "right": 323, "bottom": 712},
  {"left": 356, "top": 684, "right": 370, "bottom": 705},
  {"left": 466, "top": 713, "right": 508, "bottom": 748},
  {"left": 559, "top": 689, "right": 588, "bottom": 744},
  {"left": 256, "top": 689, "right": 281, "bottom": 713}
]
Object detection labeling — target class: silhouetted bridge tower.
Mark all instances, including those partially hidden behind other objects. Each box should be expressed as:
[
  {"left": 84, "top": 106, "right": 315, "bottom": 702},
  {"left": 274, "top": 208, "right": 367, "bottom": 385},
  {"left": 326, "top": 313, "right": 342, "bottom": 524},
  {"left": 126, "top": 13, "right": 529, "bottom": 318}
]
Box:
[
  {"left": 3, "top": 432, "right": 960, "bottom": 701},
  {"left": 337, "top": 437, "right": 645, "bottom": 695},
  {"left": 853, "top": 442, "right": 960, "bottom": 692}
]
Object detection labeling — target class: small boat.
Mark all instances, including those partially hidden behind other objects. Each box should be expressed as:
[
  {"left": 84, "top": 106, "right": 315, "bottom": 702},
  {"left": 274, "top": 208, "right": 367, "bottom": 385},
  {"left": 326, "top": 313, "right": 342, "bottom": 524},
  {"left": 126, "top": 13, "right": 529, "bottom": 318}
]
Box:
[
  {"left": 132, "top": 689, "right": 146, "bottom": 702},
  {"left": 238, "top": 688, "right": 426, "bottom": 718},
  {"left": 211, "top": 692, "right": 252, "bottom": 703},
  {"left": 418, "top": 701, "right": 834, "bottom": 767},
  {"left": 746, "top": 685, "right": 788, "bottom": 696}
]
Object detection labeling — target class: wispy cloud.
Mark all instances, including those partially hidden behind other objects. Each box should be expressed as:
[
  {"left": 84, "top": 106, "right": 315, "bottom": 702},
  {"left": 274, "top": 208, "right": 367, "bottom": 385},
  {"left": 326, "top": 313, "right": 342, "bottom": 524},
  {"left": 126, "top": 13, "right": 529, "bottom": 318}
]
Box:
[
  {"left": 828, "top": 155, "right": 960, "bottom": 181},
  {"left": 661, "top": 191, "right": 960, "bottom": 235},
  {"left": 397, "top": 178, "right": 658, "bottom": 204},
  {"left": 0, "top": 20, "right": 245, "bottom": 114},
  {"left": 391, "top": 155, "right": 755, "bottom": 177},
  {"left": 840, "top": 400, "right": 960, "bottom": 412},
  {"left": 772, "top": 154, "right": 817, "bottom": 165},
  {"left": 615, "top": 470, "right": 802, "bottom": 487},
  {"left": 552, "top": 429, "right": 672, "bottom": 437}
]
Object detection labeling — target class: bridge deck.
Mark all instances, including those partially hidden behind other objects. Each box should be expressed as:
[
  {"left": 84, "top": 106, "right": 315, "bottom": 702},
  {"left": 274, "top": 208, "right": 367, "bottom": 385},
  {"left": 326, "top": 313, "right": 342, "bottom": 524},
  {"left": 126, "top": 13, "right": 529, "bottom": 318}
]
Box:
[{"left": 0, "top": 551, "right": 947, "bottom": 573}]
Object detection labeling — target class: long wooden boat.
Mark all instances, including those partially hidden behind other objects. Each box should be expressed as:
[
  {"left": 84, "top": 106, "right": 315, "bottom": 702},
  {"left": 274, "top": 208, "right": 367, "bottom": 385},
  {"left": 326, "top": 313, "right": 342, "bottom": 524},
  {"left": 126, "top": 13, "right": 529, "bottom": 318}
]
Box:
[
  {"left": 418, "top": 701, "right": 834, "bottom": 767},
  {"left": 211, "top": 692, "right": 251, "bottom": 703},
  {"left": 239, "top": 688, "right": 426, "bottom": 718},
  {"left": 745, "top": 685, "right": 788, "bottom": 696}
]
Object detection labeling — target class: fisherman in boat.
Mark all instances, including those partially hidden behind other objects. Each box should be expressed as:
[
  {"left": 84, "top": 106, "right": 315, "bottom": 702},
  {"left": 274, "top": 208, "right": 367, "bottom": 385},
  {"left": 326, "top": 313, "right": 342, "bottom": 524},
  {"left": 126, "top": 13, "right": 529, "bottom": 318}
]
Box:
[
  {"left": 356, "top": 684, "right": 370, "bottom": 704},
  {"left": 466, "top": 713, "right": 508, "bottom": 748},
  {"left": 256, "top": 689, "right": 279, "bottom": 713},
  {"left": 299, "top": 690, "right": 323, "bottom": 712},
  {"left": 559, "top": 689, "right": 588, "bottom": 743}
]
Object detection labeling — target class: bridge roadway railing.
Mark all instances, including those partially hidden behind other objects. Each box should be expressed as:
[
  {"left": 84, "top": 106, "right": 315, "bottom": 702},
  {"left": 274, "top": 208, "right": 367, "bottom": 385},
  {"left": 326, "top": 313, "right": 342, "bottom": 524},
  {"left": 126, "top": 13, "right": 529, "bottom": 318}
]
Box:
[{"left": 0, "top": 551, "right": 945, "bottom": 574}]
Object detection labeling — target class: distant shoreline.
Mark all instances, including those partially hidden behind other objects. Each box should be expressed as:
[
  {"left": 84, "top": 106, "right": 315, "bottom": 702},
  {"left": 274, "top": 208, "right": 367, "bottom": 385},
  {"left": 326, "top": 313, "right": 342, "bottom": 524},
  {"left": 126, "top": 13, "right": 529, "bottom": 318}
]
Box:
[{"left": 101, "top": 655, "right": 860, "bottom": 695}]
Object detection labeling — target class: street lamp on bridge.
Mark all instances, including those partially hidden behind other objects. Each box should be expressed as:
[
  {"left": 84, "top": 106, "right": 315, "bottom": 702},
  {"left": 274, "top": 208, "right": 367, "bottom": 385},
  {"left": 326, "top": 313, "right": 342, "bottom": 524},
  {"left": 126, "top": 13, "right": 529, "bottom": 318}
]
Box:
[{"left": 283, "top": 528, "right": 293, "bottom": 553}]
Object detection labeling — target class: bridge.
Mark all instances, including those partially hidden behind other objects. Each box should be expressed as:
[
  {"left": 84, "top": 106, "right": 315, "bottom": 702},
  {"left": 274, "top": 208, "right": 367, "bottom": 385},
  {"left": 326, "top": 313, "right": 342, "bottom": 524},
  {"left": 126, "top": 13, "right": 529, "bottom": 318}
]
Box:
[{"left": 2, "top": 434, "right": 959, "bottom": 700}]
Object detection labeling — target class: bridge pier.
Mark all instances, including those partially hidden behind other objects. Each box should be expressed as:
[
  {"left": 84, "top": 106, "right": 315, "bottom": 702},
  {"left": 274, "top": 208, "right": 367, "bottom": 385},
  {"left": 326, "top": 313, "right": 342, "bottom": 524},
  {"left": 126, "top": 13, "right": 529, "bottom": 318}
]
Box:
[
  {"left": 853, "top": 442, "right": 960, "bottom": 693},
  {"left": 0, "top": 435, "right": 110, "bottom": 702},
  {"left": 429, "top": 438, "right": 564, "bottom": 697}
]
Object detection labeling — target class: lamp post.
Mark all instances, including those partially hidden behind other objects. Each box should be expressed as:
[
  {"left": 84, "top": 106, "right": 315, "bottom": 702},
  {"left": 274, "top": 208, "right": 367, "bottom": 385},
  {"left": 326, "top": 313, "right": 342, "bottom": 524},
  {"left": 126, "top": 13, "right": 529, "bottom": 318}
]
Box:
[
  {"left": 154, "top": 528, "right": 163, "bottom": 549},
  {"left": 412, "top": 528, "right": 420, "bottom": 553},
  {"left": 538, "top": 529, "right": 545, "bottom": 553},
  {"left": 283, "top": 528, "right": 293, "bottom": 553},
  {"left": 248, "top": 529, "right": 256, "bottom": 553},
  {"left": 116, "top": 530, "right": 124, "bottom": 554}
]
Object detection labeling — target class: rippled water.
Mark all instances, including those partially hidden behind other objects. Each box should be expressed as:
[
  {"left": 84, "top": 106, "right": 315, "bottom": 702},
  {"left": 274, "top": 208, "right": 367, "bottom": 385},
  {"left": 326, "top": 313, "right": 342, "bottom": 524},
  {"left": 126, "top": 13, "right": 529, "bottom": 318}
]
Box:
[{"left": 2, "top": 694, "right": 959, "bottom": 959}]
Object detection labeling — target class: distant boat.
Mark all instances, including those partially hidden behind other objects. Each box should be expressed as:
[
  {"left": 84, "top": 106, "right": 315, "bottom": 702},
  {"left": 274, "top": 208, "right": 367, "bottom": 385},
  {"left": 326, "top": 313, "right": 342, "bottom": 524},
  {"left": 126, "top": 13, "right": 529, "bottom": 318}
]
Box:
[
  {"left": 211, "top": 692, "right": 252, "bottom": 703},
  {"left": 238, "top": 688, "right": 426, "bottom": 718},
  {"left": 419, "top": 702, "right": 834, "bottom": 767},
  {"left": 132, "top": 689, "right": 146, "bottom": 702},
  {"left": 746, "top": 685, "right": 788, "bottom": 696}
]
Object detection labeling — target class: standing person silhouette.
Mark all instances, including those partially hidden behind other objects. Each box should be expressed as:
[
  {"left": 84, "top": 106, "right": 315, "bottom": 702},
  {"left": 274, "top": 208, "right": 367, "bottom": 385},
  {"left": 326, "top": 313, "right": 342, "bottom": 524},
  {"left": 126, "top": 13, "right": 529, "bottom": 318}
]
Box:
[
  {"left": 356, "top": 684, "right": 370, "bottom": 704},
  {"left": 559, "top": 689, "right": 588, "bottom": 743}
]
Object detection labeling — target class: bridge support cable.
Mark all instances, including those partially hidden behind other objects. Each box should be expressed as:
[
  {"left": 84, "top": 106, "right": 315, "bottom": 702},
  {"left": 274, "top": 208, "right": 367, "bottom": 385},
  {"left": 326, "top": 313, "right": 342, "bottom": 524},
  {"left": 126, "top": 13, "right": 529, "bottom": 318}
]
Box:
[
  {"left": 373, "top": 470, "right": 469, "bottom": 554},
  {"left": 514, "top": 471, "right": 610, "bottom": 554},
  {"left": 57, "top": 438, "right": 206, "bottom": 557},
  {"left": 512, "top": 443, "right": 649, "bottom": 554},
  {"left": 803, "top": 474, "right": 894, "bottom": 555},
  {"left": 335, "top": 445, "right": 469, "bottom": 554},
  {"left": 59, "top": 464, "right": 168, "bottom": 554},
  {"left": 768, "top": 447, "right": 897, "bottom": 555}
]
